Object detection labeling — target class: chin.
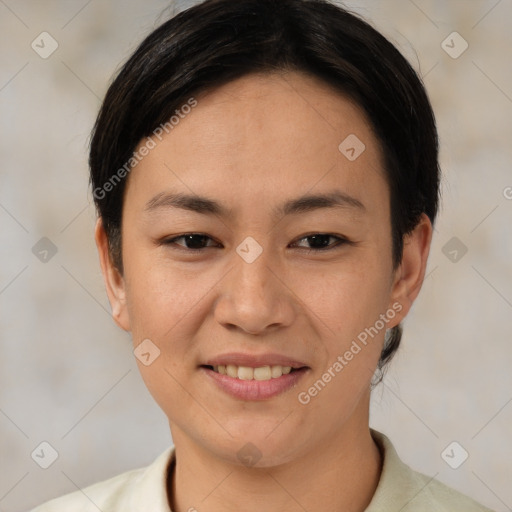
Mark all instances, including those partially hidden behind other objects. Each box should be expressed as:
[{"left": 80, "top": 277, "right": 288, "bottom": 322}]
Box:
[{"left": 209, "top": 429, "right": 308, "bottom": 469}]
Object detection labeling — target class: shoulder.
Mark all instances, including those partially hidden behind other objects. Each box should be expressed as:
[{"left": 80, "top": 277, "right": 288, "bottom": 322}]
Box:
[
  {"left": 367, "top": 430, "right": 494, "bottom": 512},
  {"left": 29, "top": 447, "right": 174, "bottom": 512}
]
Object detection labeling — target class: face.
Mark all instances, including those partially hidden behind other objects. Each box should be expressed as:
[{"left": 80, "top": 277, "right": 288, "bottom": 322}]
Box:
[{"left": 96, "top": 71, "right": 431, "bottom": 467}]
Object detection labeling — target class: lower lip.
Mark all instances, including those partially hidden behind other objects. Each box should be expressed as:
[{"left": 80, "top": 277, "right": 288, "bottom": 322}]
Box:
[{"left": 200, "top": 366, "right": 309, "bottom": 400}]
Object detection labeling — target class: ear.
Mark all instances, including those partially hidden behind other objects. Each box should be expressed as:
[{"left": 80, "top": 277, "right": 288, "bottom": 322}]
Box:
[
  {"left": 387, "top": 213, "right": 433, "bottom": 327},
  {"left": 94, "top": 218, "right": 131, "bottom": 332}
]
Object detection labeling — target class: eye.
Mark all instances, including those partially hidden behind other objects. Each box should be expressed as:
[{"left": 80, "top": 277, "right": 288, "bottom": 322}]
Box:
[
  {"left": 291, "top": 234, "right": 350, "bottom": 252},
  {"left": 162, "top": 234, "right": 221, "bottom": 251}
]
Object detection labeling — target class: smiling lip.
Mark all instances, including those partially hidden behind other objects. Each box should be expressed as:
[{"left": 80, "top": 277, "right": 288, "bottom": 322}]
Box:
[{"left": 200, "top": 352, "right": 310, "bottom": 401}]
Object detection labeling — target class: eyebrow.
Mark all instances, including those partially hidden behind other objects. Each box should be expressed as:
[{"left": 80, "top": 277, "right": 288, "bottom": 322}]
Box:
[{"left": 144, "top": 190, "right": 365, "bottom": 219}]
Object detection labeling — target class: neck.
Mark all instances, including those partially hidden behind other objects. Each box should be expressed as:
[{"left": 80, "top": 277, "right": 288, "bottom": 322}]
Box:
[{"left": 168, "top": 397, "right": 382, "bottom": 512}]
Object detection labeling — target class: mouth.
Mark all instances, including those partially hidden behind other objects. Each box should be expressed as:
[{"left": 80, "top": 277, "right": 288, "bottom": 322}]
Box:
[{"left": 200, "top": 363, "right": 310, "bottom": 401}]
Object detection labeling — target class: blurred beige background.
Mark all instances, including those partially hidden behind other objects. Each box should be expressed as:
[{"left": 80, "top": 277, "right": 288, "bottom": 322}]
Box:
[{"left": 0, "top": 1, "right": 511, "bottom": 511}]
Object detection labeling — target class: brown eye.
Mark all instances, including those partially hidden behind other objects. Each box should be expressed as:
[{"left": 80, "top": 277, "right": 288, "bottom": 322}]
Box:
[
  {"left": 292, "top": 234, "right": 349, "bottom": 251},
  {"left": 163, "top": 234, "right": 220, "bottom": 250}
]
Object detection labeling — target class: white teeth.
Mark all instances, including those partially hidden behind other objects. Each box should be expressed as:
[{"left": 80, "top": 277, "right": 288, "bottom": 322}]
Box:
[
  {"left": 212, "top": 364, "right": 294, "bottom": 380},
  {"left": 253, "top": 366, "right": 271, "bottom": 380},
  {"left": 226, "top": 364, "right": 238, "bottom": 378},
  {"left": 271, "top": 365, "right": 283, "bottom": 378},
  {"left": 238, "top": 366, "right": 254, "bottom": 380}
]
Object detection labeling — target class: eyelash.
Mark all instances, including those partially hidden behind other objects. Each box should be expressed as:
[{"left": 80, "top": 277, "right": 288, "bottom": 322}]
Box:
[{"left": 161, "top": 233, "right": 352, "bottom": 253}]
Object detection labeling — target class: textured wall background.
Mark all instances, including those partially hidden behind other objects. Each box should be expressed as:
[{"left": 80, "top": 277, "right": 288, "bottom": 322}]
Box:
[{"left": 0, "top": 1, "right": 511, "bottom": 511}]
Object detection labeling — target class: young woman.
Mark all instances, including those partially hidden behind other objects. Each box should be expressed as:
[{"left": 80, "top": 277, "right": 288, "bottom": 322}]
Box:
[{"left": 32, "top": 0, "right": 494, "bottom": 510}]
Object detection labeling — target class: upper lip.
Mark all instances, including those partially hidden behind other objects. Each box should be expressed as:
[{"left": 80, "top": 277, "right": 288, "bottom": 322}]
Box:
[{"left": 202, "top": 352, "right": 309, "bottom": 369}]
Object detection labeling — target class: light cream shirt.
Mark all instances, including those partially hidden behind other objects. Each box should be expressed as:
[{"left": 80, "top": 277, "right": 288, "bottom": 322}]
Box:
[{"left": 31, "top": 430, "right": 494, "bottom": 511}]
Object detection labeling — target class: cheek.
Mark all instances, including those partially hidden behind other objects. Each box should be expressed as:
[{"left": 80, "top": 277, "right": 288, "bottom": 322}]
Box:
[
  {"left": 295, "top": 256, "right": 392, "bottom": 337},
  {"left": 292, "top": 255, "right": 394, "bottom": 399},
  {"left": 292, "top": 259, "right": 392, "bottom": 414},
  {"left": 122, "top": 254, "right": 209, "bottom": 411},
  {"left": 122, "top": 249, "right": 210, "bottom": 341}
]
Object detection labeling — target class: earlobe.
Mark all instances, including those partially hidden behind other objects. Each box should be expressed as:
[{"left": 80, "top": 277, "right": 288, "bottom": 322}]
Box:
[
  {"left": 94, "top": 218, "right": 131, "bottom": 332},
  {"left": 388, "top": 214, "right": 433, "bottom": 327}
]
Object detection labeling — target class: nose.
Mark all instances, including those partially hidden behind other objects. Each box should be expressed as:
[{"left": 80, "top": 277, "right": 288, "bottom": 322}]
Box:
[{"left": 213, "top": 249, "right": 296, "bottom": 335}]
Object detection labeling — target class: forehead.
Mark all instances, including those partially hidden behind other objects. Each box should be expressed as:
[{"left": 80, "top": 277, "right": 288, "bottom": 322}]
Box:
[{"left": 124, "top": 71, "right": 387, "bottom": 216}]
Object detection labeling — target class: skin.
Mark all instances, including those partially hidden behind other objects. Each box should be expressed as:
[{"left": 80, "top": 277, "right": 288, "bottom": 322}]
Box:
[{"left": 95, "top": 71, "right": 432, "bottom": 512}]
